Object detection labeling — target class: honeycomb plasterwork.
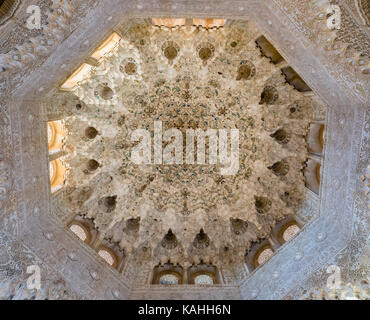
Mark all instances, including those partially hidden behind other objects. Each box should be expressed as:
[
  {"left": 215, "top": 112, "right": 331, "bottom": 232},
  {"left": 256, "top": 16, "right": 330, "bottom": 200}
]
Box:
[
  {"left": 58, "top": 20, "right": 318, "bottom": 269},
  {"left": 0, "top": 0, "right": 368, "bottom": 300}
]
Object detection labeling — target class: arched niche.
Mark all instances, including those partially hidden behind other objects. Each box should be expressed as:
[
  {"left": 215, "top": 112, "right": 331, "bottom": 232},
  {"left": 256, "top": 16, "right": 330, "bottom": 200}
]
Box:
[
  {"left": 274, "top": 219, "right": 302, "bottom": 245},
  {"left": 245, "top": 238, "right": 275, "bottom": 271},
  {"left": 304, "top": 158, "right": 321, "bottom": 195},
  {"left": 161, "top": 229, "right": 178, "bottom": 250},
  {"left": 97, "top": 238, "right": 125, "bottom": 271},
  {"left": 48, "top": 120, "right": 65, "bottom": 154},
  {"left": 68, "top": 216, "right": 98, "bottom": 245},
  {"left": 253, "top": 244, "right": 274, "bottom": 268},
  {"left": 307, "top": 123, "right": 325, "bottom": 155},
  {"left": 69, "top": 222, "right": 91, "bottom": 244},
  {"left": 49, "top": 159, "right": 67, "bottom": 193},
  {"left": 97, "top": 246, "right": 118, "bottom": 268}
]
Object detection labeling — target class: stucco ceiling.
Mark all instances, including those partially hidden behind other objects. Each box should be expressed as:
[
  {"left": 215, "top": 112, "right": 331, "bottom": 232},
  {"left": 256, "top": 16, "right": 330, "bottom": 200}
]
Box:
[
  {"left": 0, "top": 0, "right": 368, "bottom": 300},
  {"left": 53, "top": 19, "right": 327, "bottom": 270}
]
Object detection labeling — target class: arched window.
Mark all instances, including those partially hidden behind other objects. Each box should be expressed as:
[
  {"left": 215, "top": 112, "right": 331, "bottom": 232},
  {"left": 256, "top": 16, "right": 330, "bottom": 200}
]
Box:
[
  {"left": 152, "top": 265, "right": 183, "bottom": 284},
  {"left": 189, "top": 266, "right": 218, "bottom": 284},
  {"left": 254, "top": 245, "right": 274, "bottom": 268},
  {"left": 90, "top": 32, "right": 121, "bottom": 62},
  {"left": 276, "top": 220, "right": 302, "bottom": 244},
  {"left": 152, "top": 18, "right": 186, "bottom": 27},
  {"left": 97, "top": 247, "right": 117, "bottom": 267},
  {"left": 159, "top": 273, "right": 180, "bottom": 285},
  {"left": 192, "top": 18, "right": 226, "bottom": 28},
  {"left": 60, "top": 63, "right": 93, "bottom": 91},
  {"left": 69, "top": 223, "right": 90, "bottom": 243},
  {"left": 48, "top": 121, "right": 65, "bottom": 154},
  {"left": 49, "top": 159, "right": 66, "bottom": 193},
  {"left": 304, "top": 158, "right": 321, "bottom": 195},
  {"left": 194, "top": 274, "right": 214, "bottom": 285},
  {"left": 282, "top": 224, "right": 300, "bottom": 242}
]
